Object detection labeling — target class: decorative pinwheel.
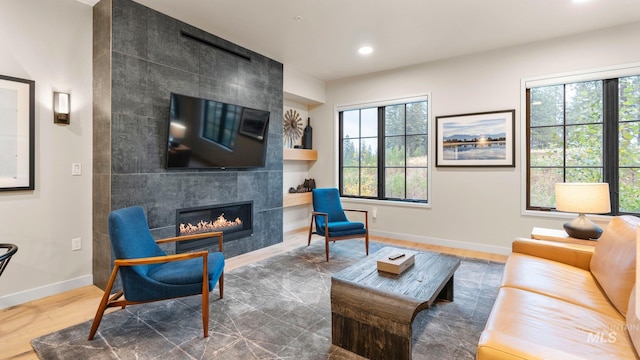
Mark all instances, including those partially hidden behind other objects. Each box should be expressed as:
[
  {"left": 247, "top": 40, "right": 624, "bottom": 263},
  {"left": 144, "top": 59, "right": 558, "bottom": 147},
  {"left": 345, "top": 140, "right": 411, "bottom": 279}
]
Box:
[{"left": 283, "top": 109, "right": 303, "bottom": 148}]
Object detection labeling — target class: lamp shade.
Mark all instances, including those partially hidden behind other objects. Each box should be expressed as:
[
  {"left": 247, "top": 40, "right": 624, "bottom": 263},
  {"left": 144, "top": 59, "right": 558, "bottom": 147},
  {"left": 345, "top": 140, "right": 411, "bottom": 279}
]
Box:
[
  {"left": 555, "top": 182, "right": 611, "bottom": 214},
  {"left": 55, "top": 92, "right": 69, "bottom": 114},
  {"left": 169, "top": 122, "right": 186, "bottom": 139}
]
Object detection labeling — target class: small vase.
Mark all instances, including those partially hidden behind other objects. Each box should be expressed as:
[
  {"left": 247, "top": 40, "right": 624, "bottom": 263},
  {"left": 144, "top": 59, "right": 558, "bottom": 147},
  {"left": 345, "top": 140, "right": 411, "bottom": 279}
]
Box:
[{"left": 302, "top": 117, "right": 313, "bottom": 149}]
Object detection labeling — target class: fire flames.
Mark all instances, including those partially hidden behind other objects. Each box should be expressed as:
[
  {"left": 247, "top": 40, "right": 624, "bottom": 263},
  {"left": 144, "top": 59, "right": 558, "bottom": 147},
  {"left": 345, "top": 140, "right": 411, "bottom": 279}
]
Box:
[{"left": 179, "top": 213, "right": 243, "bottom": 235}]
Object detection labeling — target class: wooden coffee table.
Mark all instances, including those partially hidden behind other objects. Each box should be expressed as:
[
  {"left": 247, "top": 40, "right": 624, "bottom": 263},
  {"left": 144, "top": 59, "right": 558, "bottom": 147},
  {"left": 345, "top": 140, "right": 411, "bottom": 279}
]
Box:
[{"left": 331, "top": 247, "right": 461, "bottom": 360}]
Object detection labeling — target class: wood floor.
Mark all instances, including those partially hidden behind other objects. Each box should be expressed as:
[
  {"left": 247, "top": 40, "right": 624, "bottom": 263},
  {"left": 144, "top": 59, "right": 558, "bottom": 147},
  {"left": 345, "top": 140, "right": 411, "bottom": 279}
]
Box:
[{"left": 0, "top": 229, "right": 507, "bottom": 360}]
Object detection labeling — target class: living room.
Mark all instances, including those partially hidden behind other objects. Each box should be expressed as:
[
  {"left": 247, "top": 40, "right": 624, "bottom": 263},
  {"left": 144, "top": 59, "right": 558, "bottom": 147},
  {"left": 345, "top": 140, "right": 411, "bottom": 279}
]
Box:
[{"left": 2, "top": 0, "right": 640, "bottom": 358}]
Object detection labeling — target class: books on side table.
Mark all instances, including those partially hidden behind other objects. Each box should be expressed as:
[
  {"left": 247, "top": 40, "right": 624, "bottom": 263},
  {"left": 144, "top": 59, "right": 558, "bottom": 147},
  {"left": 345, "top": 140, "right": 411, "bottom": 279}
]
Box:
[{"left": 377, "top": 249, "right": 417, "bottom": 275}]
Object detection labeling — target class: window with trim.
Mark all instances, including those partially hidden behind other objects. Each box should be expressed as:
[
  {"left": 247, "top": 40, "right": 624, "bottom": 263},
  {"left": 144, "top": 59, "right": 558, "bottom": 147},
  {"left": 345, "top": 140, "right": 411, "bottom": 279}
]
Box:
[
  {"left": 339, "top": 97, "right": 430, "bottom": 203},
  {"left": 526, "top": 73, "right": 640, "bottom": 215}
]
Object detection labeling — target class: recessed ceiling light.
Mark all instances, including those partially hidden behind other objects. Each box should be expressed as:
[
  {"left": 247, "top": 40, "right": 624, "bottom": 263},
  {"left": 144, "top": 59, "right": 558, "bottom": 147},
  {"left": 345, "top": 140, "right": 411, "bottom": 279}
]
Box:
[{"left": 358, "top": 46, "right": 373, "bottom": 55}]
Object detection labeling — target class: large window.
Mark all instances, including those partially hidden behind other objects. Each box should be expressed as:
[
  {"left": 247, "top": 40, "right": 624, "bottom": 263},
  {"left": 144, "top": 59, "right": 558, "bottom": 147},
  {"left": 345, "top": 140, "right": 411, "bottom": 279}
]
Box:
[
  {"left": 339, "top": 97, "right": 430, "bottom": 203},
  {"left": 526, "top": 72, "right": 640, "bottom": 215}
]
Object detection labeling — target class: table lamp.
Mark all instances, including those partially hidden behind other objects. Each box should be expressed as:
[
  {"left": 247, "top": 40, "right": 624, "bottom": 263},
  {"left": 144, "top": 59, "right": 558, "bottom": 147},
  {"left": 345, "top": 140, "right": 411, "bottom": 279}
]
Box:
[{"left": 554, "top": 182, "right": 611, "bottom": 240}]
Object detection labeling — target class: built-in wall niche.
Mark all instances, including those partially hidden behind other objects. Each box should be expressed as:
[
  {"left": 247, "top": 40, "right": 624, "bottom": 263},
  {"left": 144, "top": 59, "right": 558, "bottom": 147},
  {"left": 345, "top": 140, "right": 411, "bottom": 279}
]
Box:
[
  {"left": 282, "top": 101, "right": 315, "bottom": 232},
  {"left": 283, "top": 101, "right": 313, "bottom": 194}
]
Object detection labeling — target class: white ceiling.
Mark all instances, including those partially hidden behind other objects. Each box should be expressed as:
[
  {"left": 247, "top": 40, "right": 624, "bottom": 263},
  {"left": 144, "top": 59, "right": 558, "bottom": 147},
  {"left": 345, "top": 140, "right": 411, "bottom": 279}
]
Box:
[{"left": 122, "top": 0, "right": 640, "bottom": 82}]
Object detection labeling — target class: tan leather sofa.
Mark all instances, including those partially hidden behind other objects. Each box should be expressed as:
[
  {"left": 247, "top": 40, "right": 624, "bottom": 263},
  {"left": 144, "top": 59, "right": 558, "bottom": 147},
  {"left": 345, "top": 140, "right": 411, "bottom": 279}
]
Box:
[{"left": 478, "top": 216, "right": 640, "bottom": 359}]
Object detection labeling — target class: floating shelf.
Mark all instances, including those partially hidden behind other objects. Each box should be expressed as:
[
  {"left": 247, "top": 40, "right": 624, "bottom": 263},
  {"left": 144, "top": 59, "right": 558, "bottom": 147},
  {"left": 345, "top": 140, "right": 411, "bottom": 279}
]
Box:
[
  {"left": 283, "top": 148, "right": 317, "bottom": 161},
  {"left": 283, "top": 192, "right": 312, "bottom": 207}
]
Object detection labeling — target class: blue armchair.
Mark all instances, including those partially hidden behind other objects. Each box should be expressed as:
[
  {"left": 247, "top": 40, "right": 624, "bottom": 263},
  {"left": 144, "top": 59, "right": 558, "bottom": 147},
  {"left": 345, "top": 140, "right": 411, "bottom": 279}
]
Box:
[
  {"left": 88, "top": 206, "right": 225, "bottom": 340},
  {"left": 308, "top": 188, "right": 369, "bottom": 261}
]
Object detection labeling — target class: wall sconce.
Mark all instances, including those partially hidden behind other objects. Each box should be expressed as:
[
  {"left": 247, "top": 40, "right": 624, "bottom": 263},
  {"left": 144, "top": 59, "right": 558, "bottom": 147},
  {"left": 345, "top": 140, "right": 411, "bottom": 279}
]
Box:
[
  {"left": 53, "top": 91, "right": 70, "bottom": 125},
  {"left": 555, "top": 182, "right": 611, "bottom": 240}
]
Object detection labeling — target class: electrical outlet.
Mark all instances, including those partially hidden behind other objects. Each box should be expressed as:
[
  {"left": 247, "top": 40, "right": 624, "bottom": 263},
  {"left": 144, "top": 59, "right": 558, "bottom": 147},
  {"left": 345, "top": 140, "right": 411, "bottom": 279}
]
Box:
[
  {"left": 372, "top": 207, "right": 378, "bottom": 219},
  {"left": 72, "top": 238, "right": 82, "bottom": 251}
]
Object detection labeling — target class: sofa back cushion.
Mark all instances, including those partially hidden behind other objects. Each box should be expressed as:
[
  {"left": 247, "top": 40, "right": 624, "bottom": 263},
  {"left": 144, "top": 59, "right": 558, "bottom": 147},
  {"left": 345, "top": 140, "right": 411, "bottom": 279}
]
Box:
[{"left": 590, "top": 215, "right": 639, "bottom": 317}]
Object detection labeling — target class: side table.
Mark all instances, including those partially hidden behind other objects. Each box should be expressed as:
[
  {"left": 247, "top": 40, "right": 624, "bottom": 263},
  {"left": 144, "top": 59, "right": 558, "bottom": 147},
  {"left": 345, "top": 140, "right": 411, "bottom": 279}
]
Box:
[{"left": 531, "top": 227, "right": 598, "bottom": 246}]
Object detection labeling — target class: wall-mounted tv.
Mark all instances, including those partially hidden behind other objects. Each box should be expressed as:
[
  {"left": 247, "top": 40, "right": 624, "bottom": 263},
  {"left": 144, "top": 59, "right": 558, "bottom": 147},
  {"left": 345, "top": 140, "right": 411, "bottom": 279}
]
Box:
[{"left": 166, "top": 93, "right": 270, "bottom": 169}]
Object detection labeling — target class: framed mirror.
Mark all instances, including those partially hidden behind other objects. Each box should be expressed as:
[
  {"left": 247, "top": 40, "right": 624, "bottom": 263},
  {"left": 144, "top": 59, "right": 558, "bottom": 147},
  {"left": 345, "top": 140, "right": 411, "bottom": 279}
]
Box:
[{"left": 0, "top": 75, "right": 35, "bottom": 191}]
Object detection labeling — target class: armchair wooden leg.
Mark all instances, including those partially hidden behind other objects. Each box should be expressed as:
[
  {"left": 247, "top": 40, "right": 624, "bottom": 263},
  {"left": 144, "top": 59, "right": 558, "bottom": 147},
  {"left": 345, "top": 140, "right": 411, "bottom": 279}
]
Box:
[
  {"left": 202, "top": 253, "right": 209, "bottom": 338},
  {"left": 219, "top": 272, "right": 224, "bottom": 299},
  {"left": 365, "top": 231, "right": 369, "bottom": 256},
  {"left": 325, "top": 235, "right": 330, "bottom": 262},
  {"left": 307, "top": 216, "right": 315, "bottom": 246},
  {"left": 365, "top": 213, "right": 369, "bottom": 256},
  {"left": 88, "top": 266, "right": 120, "bottom": 340},
  {"left": 202, "top": 288, "right": 209, "bottom": 338},
  {"left": 87, "top": 293, "right": 110, "bottom": 341},
  {"left": 325, "top": 221, "right": 330, "bottom": 262}
]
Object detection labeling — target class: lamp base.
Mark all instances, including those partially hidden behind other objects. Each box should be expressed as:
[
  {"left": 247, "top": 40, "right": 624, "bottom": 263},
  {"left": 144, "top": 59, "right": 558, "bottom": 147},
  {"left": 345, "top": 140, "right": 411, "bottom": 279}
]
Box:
[{"left": 563, "top": 213, "right": 603, "bottom": 240}]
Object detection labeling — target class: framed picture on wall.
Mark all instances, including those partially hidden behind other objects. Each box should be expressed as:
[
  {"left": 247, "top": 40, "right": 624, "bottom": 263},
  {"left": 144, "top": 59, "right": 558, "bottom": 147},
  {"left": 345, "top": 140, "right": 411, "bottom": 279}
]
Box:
[
  {"left": 435, "top": 109, "right": 515, "bottom": 167},
  {"left": 0, "top": 75, "right": 35, "bottom": 191}
]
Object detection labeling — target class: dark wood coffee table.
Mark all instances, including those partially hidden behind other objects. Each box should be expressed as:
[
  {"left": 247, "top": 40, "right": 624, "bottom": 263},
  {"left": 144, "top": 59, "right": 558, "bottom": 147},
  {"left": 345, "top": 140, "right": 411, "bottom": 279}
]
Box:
[{"left": 331, "top": 247, "right": 461, "bottom": 360}]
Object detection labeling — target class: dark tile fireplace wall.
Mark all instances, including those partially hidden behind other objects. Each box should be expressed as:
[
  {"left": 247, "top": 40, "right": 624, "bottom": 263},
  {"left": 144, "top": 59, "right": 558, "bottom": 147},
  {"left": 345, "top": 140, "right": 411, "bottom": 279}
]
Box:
[{"left": 93, "top": 0, "right": 284, "bottom": 290}]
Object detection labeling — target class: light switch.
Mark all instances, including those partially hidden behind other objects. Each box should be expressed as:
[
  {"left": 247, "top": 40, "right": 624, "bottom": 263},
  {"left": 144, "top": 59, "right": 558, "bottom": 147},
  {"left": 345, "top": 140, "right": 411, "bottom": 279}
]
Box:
[
  {"left": 72, "top": 238, "right": 82, "bottom": 251},
  {"left": 72, "top": 163, "right": 82, "bottom": 176}
]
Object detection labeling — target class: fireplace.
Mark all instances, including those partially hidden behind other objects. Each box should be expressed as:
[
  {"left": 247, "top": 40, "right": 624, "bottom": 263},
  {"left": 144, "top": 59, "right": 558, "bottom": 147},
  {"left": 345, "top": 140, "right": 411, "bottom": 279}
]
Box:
[{"left": 175, "top": 201, "right": 253, "bottom": 253}]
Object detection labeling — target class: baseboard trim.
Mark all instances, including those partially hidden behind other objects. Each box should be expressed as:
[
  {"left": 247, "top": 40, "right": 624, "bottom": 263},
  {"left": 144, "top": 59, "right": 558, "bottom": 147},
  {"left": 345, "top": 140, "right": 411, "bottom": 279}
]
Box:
[
  {"left": 0, "top": 274, "right": 93, "bottom": 310},
  {"left": 369, "top": 229, "right": 511, "bottom": 256}
]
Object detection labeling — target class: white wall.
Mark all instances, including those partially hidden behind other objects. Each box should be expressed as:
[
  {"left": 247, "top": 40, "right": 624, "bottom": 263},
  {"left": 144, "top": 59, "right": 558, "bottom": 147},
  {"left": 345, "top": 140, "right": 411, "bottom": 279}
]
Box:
[
  {"left": 0, "top": 0, "right": 93, "bottom": 308},
  {"left": 310, "top": 22, "right": 640, "bottom": 255},
  {"left": 283, "top": 65, "right": 326, "bottom": 106}
]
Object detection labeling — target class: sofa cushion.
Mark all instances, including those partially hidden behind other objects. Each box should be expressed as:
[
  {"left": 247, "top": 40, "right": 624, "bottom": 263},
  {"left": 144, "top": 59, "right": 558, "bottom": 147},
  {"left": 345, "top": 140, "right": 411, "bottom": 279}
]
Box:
[
  {"left": 590, "top": 215, "right": 639, "bottom": 316},
  {"left": 501, "top": 253, "right": 623, "bottom": 319},
  {"left": 478, "top": 287, "right": 636, "bottom": 360}
]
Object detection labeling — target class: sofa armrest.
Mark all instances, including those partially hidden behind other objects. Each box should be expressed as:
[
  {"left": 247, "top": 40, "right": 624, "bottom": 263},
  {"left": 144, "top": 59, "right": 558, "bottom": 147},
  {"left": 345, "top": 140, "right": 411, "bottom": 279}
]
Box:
[{"left": 512, "top": 238, "right": 595, "bottom": 271}]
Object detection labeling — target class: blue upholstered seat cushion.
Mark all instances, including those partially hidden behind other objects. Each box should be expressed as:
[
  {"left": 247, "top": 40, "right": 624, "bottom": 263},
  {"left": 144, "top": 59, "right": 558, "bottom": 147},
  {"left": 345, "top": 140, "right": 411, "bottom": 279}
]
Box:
[
  {"left": 316, "top": 221, "right": 366, "bottom": 237},
  {"left": 328, "top": 221, "right": 364, "bottom": 232},
  {"left": 148, "top": 252, "right": 225, "bottom": 285},
  {"left": 324, "top": 228, "right": 367, "bottom": 237}
]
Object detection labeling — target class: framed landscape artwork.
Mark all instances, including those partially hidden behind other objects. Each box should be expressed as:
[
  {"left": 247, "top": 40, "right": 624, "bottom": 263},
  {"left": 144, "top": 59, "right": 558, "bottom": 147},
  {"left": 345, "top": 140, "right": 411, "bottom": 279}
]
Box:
[
  {"left": 0, "top": 75, "right": 35, "bottom": 191},
  {"left": 435, "top": 109, "right": 515, "bottom": 167}
]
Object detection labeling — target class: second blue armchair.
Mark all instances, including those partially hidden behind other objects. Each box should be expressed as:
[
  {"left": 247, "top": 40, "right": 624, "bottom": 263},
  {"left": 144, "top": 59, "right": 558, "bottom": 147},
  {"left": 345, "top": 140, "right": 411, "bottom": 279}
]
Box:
[{"left": 308, "top": 188, "right": 369, "bottom": 261}]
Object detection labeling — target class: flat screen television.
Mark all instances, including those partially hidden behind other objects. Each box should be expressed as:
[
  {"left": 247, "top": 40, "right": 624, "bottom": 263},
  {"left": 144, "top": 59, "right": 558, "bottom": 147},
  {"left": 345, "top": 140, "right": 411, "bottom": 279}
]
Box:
[{"left": 166, "top": 93, "right": 270, "bottom": 169}]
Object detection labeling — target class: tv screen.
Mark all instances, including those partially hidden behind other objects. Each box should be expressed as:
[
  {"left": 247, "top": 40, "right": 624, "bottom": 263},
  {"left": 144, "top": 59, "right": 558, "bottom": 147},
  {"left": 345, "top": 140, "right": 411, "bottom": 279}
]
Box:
[{"left": 166, "top": 93, "right": 270, "bottom": 169}]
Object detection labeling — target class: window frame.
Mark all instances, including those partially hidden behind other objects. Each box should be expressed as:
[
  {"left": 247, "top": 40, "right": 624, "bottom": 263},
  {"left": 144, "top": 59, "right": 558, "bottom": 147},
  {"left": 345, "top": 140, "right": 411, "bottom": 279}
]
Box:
[
  {"left": 520, "top": 62, "right": 640, "bottom": 217},
  {"left": 335, "top": 95, "right": 432, "bottom": 205}
]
